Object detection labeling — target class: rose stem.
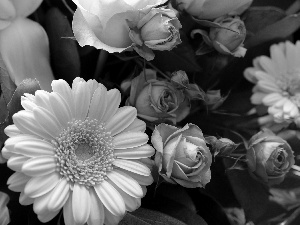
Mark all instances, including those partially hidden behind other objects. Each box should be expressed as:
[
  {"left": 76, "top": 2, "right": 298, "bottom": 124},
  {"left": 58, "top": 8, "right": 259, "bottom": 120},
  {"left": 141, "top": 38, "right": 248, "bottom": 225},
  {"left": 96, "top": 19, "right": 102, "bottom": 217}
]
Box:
[
  {"left": 61, "top": 0, "right": 75, "bottom": 14},
  {"left": 94, "top": 50, "right": 109, "bottom": 80},
  {"left": 286, "top": 0, "right": 300, "bottom": 15}
]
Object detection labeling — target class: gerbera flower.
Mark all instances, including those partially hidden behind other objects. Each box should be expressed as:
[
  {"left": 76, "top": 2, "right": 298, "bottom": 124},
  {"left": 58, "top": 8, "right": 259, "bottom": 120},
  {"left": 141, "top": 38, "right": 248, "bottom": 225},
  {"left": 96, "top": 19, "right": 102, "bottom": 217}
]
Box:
[
  {"left": 2, "top": 78, "right": 155, "bottom": 225},
  {"left": 244, "top": 41, "right": 300, "bottom": 124}
]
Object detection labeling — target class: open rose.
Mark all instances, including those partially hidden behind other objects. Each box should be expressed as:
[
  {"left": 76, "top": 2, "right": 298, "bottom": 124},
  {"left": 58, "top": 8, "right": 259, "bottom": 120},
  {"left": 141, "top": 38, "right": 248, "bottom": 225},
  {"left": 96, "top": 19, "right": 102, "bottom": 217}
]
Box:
[
  {"left": 72, "top": 0, "right": 181, "bottom": 61},
  {"left": 0, "top": 0, "right": 54, "bottom": 91},
  {"left": 246, "top": 129, "right": 295, "bottom": 185},
  {"left": 152, "top": 123, "right": 212, "bottom": 188},
  {"left": 126, "top": 69, "right": 190, "bottom": 124},
  {"left": 174, "top": 0, "right": 252, "bottom": 20}
]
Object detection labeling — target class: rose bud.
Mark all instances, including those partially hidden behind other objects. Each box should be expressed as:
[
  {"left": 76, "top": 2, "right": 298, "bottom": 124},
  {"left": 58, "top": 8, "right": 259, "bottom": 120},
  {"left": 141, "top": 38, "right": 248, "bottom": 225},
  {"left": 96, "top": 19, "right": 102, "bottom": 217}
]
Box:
[
  {"left": 128, "top": 7, "right": 182, "bottom": 60},
  {"left": 205, "top": 90, "right": 227, "bottom": 110},
  {"left": 246, "top": 129, "right": 295, "bottom": 186},
  {"left": 173, "top": 0, "right": 252, "bottom": 20},
  {"left": 126, "top": 69, "right": 190, "bottom": 124},
  {"left": 72, "top": 0, "right": 181, "bottom": 61},
  {"left": 209, "top": 16, "right": 247, "bottom": 57},
  {"left": 152, "top": 123, "right": 212, "bottom": 188}
]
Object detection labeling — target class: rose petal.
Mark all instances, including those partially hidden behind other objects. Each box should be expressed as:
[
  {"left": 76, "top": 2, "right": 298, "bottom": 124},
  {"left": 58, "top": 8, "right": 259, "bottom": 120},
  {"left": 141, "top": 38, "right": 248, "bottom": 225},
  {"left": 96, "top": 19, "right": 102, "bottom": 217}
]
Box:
[{"left": 0, "top": 18, "right": 54, "bottom": 91}]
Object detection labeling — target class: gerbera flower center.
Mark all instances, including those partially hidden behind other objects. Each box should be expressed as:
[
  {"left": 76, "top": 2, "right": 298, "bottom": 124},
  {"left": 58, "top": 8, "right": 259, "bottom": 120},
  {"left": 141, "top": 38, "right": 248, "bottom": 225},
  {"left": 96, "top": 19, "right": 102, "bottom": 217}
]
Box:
[
  {"left": 53, "top": 118, "right": 115, "bottom": 187},
  {"left": 277, "top": 70, "right": 300, "bottom": 96}
]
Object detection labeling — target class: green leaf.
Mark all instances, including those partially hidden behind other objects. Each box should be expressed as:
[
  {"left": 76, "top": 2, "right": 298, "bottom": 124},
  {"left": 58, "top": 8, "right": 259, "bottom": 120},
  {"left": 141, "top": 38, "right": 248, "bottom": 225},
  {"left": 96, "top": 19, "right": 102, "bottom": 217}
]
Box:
[
  {"left": 121, "top": 208, "right": 188, "bottom": 225},
  {"left": 45, "top": 7, "right": 80, "bottom": 84},
  {"left": 7, "top": 79, "right": 40, "bottom": 123},
  {"left": 244, "top": 7, "right": 300, "bottom": 48},
  {"left": 0, "top": 79, "right": 40, "bottom": 143},
  {"left": 243, "top": 7, "right": 286, "bottom": 34},
  {"left": 0, "top": 52, "right": 17, "bottom": 105},
  {"left": 152, "top": 32, "right": 202, "bottom": 73}
]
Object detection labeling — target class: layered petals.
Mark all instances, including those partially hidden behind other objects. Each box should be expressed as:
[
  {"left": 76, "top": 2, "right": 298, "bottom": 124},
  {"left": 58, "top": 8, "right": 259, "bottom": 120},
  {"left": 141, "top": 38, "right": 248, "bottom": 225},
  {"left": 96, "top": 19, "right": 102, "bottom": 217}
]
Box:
[
  {"left": 2, "top": 77, "right": 154, "bottom": 225},
  {"left": 0, "top": 18, "right": 54, "bottom": 91}
]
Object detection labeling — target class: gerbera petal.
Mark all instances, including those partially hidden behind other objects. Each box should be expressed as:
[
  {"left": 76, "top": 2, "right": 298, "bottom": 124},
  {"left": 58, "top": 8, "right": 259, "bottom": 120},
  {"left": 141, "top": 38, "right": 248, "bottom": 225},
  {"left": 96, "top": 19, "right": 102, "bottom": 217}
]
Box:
[
  {"left": 33, "top": 107, "right": 62, "bottom": 138},
  {"left": 102, "top": 89, "right": 121, "bottom": 122},
  {"left": 22, "top": 156, "right": 57, "bottom": 177},
  {"left": 117, "top": 169, "right": 153, "bottom": 185},
  {"left": 286, "top": 41, "right": 299, "bottom": 70},
  {"left": 114, "top": 144, "right": 154, "bottom": 159},
  {"left": 51, "top": 79, "right": 75, "bottom": 117},
  {"left": 103, "top": 206, "right": 123, "bottom": 225},
  {"left": 13, "top": 139, "right": 55, "bottom": 157},
  {"left": 88, "top": 84, "right": 107, "bottom": 121},
  {"left": 257, "top": 56, "right": 279, "bottom": 77},
  {"left": 72, "top": 184, "right": 90, "bottom": 224},
  {"left": 7, "top": 155, "right": 29, "bottom": 172},
  {"left": 257, "top": 80, "right": 280, "bottom": 93},
  {"left": 94, "top": 180, "right": 125, "bottom": 216},
  {"left": 5, "top": 134, "right": 40, "bottom": 152},
  {"left": 113, "top": 159, "right": 151, "bottom": 176},
  {"left": 47, "top": 179, "right": 70, "bottom": 212},
  {"left": 122, "top": 118, "right": 146, "bottom": 133},
  {"left": 283, "top": 100, "right": 297, "bottom": 114},
  {"left": 73, "top": 81, "right": 91, "bottom": 120},
  {"left": 108, "top": 179, "right": 141, "bottom": 212},
  {"left": 87, "top": 189, "right": 105, "bottom": 225},
  {"left": 21, "top": 97, "right": 37, "bottom": 111},
  {"left": 254, "top": 70, "right": 276, "bottom": 83},
  {"left": 19, "top": 192, "right": 34, "bottom": 205},
  {"left": 49, "top": 92, "right": 72, "bottom": 128},
  {"left": 38, "top": 210, "right": 60, "bottom": 223},
  {"left": 107, "top": 170, "right": 143, "bottom": 198},
  {"left": 12, "top": 111, "right": 53, "bottom": 140},
  {"left": 7, "top": 172, "right": 30, "bottom": 192},
  {"left": 113, "top": 132, "right": 148, "bottom": 149},
  {"left": 262, "top": 93, "right": 284, "bottom": 106},
  {"left": 4, "top": 124, "right": 21, "bottom": 137},
  {"left": 72, "top": 77, "right": 86, "bottom": 88},
  {"left": 1, "top": 147, "right": 15, "bottom": 160},
  {"left": 106, "top": 106, "right": 137, "bottom": 136},
  {"left": 24, "top": 172, "right": 60, "bottom": 198},
  {"left": 87, "top": 79, "right": 99, "bottom": 96},
  {"left": 63, "top": 195, "right": 80, "bottom": 225},
  {"left": 35, "top": 90, "right": 52, "bottom": 112},
  {"left": 33, "top": 190, "right": 53, "bottom": 215},
  {"left": 270, "top": 43, "right": 287, "bottom": 74}
]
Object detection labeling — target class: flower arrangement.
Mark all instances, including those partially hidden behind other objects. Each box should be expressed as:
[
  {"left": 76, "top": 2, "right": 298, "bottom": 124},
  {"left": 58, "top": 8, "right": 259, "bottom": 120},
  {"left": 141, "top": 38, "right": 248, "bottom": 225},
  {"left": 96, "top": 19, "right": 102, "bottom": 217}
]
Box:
[{"left": 1, "top": 0, "right": 300, "bottom": 225}]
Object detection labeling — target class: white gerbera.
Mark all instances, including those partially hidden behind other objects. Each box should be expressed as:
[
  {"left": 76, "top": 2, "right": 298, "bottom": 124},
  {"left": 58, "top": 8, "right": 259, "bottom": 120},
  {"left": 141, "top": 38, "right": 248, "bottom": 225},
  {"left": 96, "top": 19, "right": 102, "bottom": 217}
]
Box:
[
  {"left": 2, "top": 78, "right": 155, "bottom": 225},
  {"left": 244, "top": 41, "right": 300, "bottom": 124}
]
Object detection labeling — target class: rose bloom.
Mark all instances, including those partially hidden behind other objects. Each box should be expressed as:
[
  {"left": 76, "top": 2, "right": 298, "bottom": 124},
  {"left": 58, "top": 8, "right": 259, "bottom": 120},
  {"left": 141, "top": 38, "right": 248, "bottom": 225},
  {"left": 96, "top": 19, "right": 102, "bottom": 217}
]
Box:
[
  {"left": 174, "top": 0, "right": 252, "bottom": 20},
  {"left": 246, "top": 129, "right": 295, "bottom": 186},
  {"left": 244, "top": 41, "right": 300, "bottom": 125},
  {"left": 0, "top": 0, "right": 54, "bottom": 91},
  {"left": 191, "top": 15, "right": 247, "bottom": 57},
  {"left": 72, "top": 0, "right": 181, "bottom": 61},
  {"left": 127, "top": 69, "right": 190, "bottom": 124},
  {"left": 152, "top": 123, "right": 212, "bottom": 188},
  {"left": 209, "top": 16, "right": 246, "bottom": 57}
]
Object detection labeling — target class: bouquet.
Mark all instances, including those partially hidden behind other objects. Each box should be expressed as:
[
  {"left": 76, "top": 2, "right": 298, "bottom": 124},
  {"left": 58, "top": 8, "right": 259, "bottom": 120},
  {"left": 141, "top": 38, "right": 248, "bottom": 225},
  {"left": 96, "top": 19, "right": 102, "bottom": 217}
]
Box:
[{"left": 1, "top": 0, "right": 300, "bottom": 225}]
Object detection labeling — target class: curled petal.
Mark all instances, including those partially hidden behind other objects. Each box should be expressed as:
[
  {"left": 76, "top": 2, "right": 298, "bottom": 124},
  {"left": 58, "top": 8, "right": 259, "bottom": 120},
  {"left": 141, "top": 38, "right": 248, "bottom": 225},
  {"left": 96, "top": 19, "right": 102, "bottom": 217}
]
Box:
[{"left": 0, "top": 18, "right": 54, "bottom": 91}]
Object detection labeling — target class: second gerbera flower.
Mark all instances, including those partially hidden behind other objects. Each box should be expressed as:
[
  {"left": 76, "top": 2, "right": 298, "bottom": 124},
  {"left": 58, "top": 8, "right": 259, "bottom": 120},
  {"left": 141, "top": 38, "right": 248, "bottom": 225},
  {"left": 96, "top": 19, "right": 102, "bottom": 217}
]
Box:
[
  {"left": 3, "top": 77, "right": 155, "bottom": 225},
  {"left": 244, "top": 41, "right": 300, "bottom": 125}
]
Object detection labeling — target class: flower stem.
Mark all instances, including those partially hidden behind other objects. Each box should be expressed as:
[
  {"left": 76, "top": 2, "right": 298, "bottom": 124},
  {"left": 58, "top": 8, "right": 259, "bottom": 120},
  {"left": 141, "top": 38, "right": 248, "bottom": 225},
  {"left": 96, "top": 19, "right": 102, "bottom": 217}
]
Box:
[
  {"left": 94, "top": 50, "right": 109, "bottom": 80},
  {"left": 62, "top": 0, "right": 75, "bottom": 14},
  {"left": 286, "top": 0, "right": 300, "bottom": 15}
]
